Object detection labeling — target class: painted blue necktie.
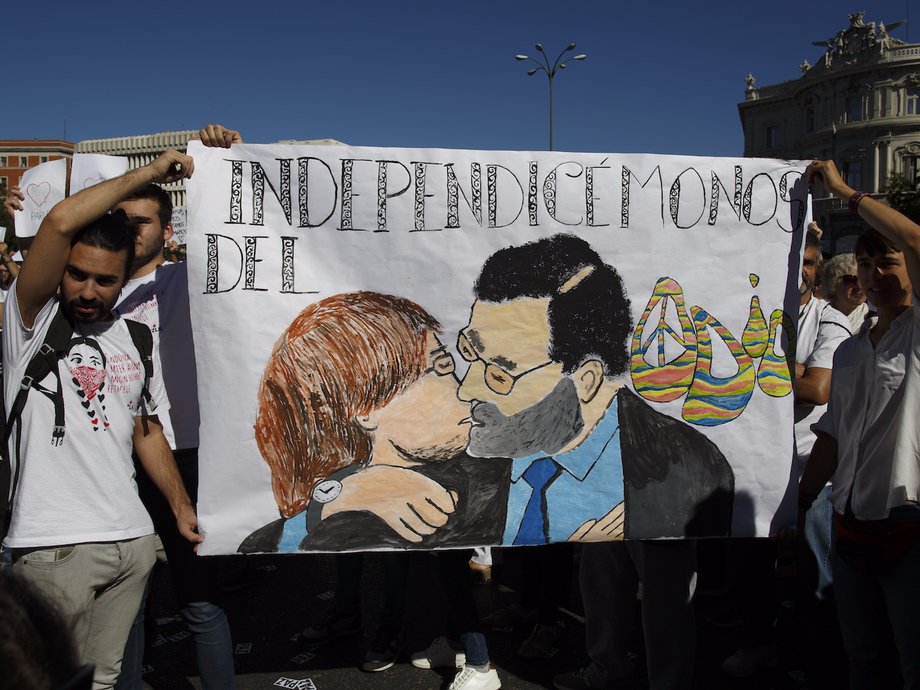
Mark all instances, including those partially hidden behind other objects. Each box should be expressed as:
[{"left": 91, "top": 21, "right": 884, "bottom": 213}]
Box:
[{"left": 513, "top": 457, "right": 561, "bottom": 545}]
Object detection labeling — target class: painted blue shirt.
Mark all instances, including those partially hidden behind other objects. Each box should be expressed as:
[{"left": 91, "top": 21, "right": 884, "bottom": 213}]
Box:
[
  {"left": 503, "top": 398, "right": 624, "bottom": 544},
  {"left": 278, "top": 512, "right": 308, "bottom": 552}
]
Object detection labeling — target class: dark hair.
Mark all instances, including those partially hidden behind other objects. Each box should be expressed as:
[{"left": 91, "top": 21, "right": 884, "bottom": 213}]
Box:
[
  {"left": 67, "top": 336, "right": 107, "bottom": 368},
  {"left": 123, "top": 183, "right": 173, "bottom": 228},
  {"left": 855, "top": 228, "right": 900, "bottom": 257},
  {"left": 474, "top": 233, "right": 632, "bottom": 377},
  {"left": 72, "top": 209, "right": 136, "bottom": 280},
  {"left": 0, "top": 570, "right": 85, "bottom": 690}
]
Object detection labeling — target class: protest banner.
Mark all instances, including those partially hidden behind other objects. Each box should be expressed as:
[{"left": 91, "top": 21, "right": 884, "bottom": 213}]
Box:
[
  {"left": 13, "top": 158, "right": 67, "bottom": 239},
  {"left": 68, "top": 153, "right": 129, "bottom": 196},
  {"left": 187, "top": 141, "right": 809, "bottom": 555}
]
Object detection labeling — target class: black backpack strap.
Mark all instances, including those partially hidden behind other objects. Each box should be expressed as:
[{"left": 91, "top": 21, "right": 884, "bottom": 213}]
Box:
[
  {"left": 124, "top": 319, "right": 154, "bottom": 408},
  {"left": 5, "top": 307, "right": 74, "bottom": 447}
]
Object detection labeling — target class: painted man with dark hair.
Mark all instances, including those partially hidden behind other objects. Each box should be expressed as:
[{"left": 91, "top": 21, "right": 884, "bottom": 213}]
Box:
[
  {"left": 456, "top": 233, "right": 734, "bottom": 690},
  {"left": 459, "top": 233, "right": 734, "bottom": 544}
]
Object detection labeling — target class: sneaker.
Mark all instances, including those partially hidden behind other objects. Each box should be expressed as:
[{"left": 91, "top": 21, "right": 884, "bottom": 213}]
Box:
[
  {"left": 517, "top": 622, "right": 560, "bottom": 659},
  {"left": 299, "top": 606, "right": 361, "bottom": 647},
  {"left": 721, "top": 644, "right": 779, "bottom": 677},
  {"left": 481, "top": 604, "right": 538, "bottom": 628},
  {"left": 448, "top": 665, "right": 501, "bottom": 690},
  {"left": 361, "top": 625, "right": 404, "bottom": 672},
  {"left": 553, "top": 668, "right": 597, "bottom": 689},
  {"left": 411, "top": 635, "right": 466, "bottom": 669}
]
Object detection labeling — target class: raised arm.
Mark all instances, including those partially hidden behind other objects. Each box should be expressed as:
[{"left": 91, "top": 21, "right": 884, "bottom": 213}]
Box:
[
  {"left": 16, "top": 150, "right": 193, "bottom": 327},
  {"left": 807, "top": 160, "right": 920, "bottom": 290}
]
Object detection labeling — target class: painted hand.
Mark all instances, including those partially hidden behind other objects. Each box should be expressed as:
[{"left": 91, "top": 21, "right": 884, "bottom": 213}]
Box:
[
  {"left": 328, "top": 465, "right": 458, "bottom": 543},
  {"left": 568, "top": 501, "right": 625, "bottom": 542}
]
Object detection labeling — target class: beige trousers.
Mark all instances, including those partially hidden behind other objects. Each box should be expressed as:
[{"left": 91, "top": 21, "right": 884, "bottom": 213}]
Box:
[{"left": 13, "top": 535, "right": 156, "bottom": 690}]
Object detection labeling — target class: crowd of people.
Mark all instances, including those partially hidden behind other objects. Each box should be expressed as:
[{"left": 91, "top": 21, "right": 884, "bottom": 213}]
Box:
[{"left": 0, "top": 128, "right": 917, "bottom": 690}]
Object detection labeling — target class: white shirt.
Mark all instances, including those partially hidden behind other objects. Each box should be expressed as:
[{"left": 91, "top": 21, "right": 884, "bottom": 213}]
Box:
[
  {"left": 2, "top": 282, "right": 170, "bottom": 548},
  {"left": 815, "top": 300, "right": 920, "bottom": 520},
  {"left": 115, "top": 262, "right": 199, "bottom": 451},
  {"left": 794, "top": 297, "right": 851, "bottom": 470},
  {"left": 845, "top": 301, "right": 870, "bottom": 333}
]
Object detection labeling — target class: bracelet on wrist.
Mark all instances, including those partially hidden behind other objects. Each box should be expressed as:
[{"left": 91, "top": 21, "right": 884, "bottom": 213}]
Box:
[{"left": 848, "top": 191, "right": 869, "bottom": 214}]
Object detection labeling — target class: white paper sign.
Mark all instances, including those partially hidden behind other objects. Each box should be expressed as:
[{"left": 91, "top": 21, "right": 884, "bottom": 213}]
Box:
[
  {"left": 170, "top": 206, "right": 187, "bottom": 245},
  {"left": 187, "top": 142, "right": 809, "bottom": 555},
  {"left": 69, "top": 153, "right": 129, "bottom": 196},
  {"left": 14, "top": 159, "right": 67, "bottom": 238}
]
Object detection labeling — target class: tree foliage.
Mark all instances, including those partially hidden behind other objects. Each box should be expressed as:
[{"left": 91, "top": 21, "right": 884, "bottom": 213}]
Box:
[{"left": 882, "top": 173, "right": 920, "bottom": 224}]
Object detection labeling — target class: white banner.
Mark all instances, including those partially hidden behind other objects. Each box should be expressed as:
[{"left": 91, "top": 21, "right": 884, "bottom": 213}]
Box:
[
  {"left": 14, "top": 159, "right": 67, "bottom": 239},
  {"left": 187, "top": 142, "right": 808, "bottom": 554}
]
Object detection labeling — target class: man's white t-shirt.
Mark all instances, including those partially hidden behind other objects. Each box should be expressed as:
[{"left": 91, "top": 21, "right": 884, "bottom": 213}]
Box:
[
  {"left": 115, "top": 261, "right": 199, "bottom": 451},
  {"left": 2, "top": 282, "right": 170, "bottom": 548},
  {"left": 794, "top": 297, "right": 852, "bottom": 470}
]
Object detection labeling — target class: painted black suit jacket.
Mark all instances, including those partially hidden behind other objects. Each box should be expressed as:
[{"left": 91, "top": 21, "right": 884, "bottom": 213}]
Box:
[
  {"left": 238, "top": 453, "right": 511, "bottom": 553},
  {"left": 238, "top": 387, "right": 734, "bottom": 552}
]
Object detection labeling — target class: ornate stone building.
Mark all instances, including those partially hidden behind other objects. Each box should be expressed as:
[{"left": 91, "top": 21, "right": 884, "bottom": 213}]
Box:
[{"left": 739, "top": 12, "right": 920, "bottom": 251}]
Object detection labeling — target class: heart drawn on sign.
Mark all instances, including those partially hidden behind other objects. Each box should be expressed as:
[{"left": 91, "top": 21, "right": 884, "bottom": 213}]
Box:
[
  {"left": 83, "top": 176, "right": 104, "bottom": 189},
  {"left": 26, "top": 182, "right": 52, "bottom": 207}
]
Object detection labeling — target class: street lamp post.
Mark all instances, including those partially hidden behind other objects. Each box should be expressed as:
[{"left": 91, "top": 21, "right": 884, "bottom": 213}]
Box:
[{"left": 515, "top": 43, "right": 587, "bottom": 151}]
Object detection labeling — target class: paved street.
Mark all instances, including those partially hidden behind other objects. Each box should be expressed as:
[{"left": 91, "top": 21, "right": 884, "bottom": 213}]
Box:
[{"left": 138, "top": 546, "right": 835, "bottom": 690}]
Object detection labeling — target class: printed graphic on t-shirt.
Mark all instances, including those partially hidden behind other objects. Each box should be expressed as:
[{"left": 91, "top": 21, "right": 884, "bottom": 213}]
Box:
[
  {"left": 67, "top": 336, "right": 110, "bottom": 433},
  {"left": 32, "top": 333, "right": 147, "bottom": 446}
]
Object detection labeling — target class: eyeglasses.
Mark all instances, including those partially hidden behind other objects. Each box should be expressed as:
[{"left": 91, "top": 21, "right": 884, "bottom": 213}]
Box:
[
  {"left": 457, "top": 331, "right": 556, "bottom": 395},
  {"left": 424, "top": 350, "right": 456, "bottom": 377},
  {"left": 840, "top": 274, "right": 859, "bottom": 287}
]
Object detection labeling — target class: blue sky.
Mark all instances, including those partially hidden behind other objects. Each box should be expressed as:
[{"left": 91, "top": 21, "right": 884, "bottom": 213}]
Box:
[{"left": 6, "top": 1, "right": 918, "bottom": 156}]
